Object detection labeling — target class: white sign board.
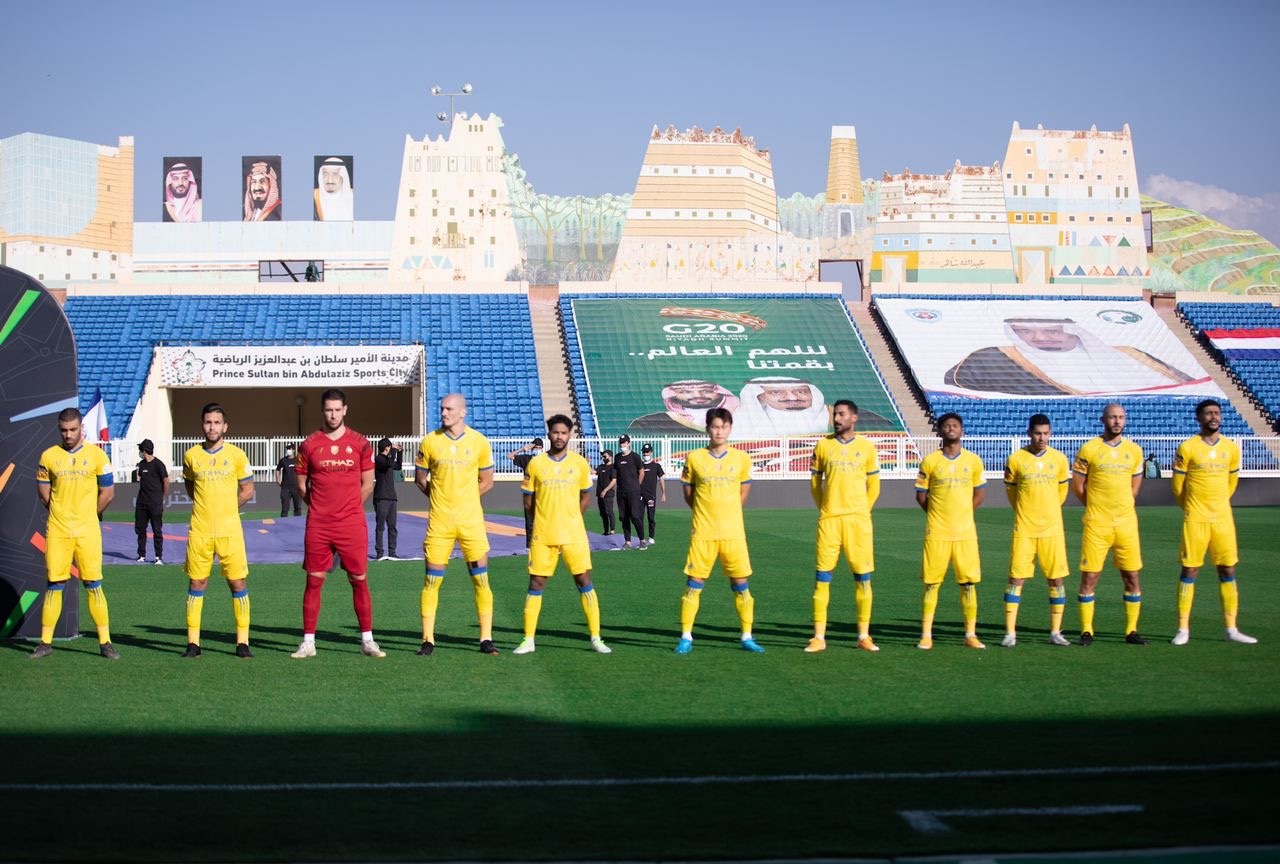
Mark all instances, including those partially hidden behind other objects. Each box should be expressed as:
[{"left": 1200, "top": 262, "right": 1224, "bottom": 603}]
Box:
[{"left": 158, "top": 346, "right": 422, "bottom": 388}]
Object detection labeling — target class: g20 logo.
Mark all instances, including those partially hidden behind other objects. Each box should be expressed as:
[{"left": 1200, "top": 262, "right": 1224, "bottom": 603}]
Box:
[{"left": 662, "top": 322, "right": 747, "bottom": 334}]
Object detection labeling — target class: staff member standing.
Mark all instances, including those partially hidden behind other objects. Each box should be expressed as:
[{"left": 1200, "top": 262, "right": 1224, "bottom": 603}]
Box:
[
  {"left": 132, "top": 439, "right": 169, "bottom": 564},
  {"left": 613, "top": 435, "right": 646, "bottom": 549},
  {"left": 277, "top": 445, "right": 303, "bottom": 517},
  {"left": 595, "top": 450, "right": 617, "bottom": 535},
  {"left": 639, "top": 443, "right": 666, "bottom": 545},
  {"left": 373, "top": 437, "right": 403, "bottom": 560}
]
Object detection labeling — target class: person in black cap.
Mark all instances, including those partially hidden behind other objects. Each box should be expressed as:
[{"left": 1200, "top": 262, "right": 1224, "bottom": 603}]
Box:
[
  {"left": 639, "top": 443, "right": 666, "bottom": 545},
  {"left": 373, "top": 437, "right": 403, "bottom": 560},
  {"left": 132, "top": 439, "right": 169, "bottom": 563},
  {"left": 276, "top": 445, "right": 303, "bottom": 517},
  {"left": 509, "top": 437, "right": 544, "bottom": 548},
  {"left": 613, "top": 434, "right": 646, "bottom": 549},
  {"left": 594, "top": 449, "right": 617, "bottom": 535}
]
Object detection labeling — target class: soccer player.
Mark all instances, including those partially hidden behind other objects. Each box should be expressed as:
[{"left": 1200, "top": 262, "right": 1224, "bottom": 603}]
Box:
[
  {"left": 805, "top": 399, "right": 881, "bottom": 653},
  {"left": 1001, "top": 413, "right": 1072, "bottom": 648},
  {"left": 513, "top": 415, "right": 611, "bottom": 655},
  {"left": 674, "top": 407, "right": 763, "bottom": 654},
  {"left": 1072, "top": 403, "right": 1147, "bottom": 646},
  {"left": 414, "top": 393, "right": 499, "bottom": 656},
  {"left": 181, "top": 403, "right": 254, "bottom": 658},
  {"left": 31, "top": 408, "right": 119, "bottom": 660},
  {"left": 1171, "top": 399, "right": 1256, "bottom": 646},
  {"left": 914, "top": 412, "right": 986, "bottom": 650},
  {"left": 291, "top": 389, "right": 384, "bottom": 659}
]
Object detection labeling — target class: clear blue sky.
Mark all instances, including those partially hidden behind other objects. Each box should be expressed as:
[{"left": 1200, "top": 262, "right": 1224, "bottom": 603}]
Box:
[{"left": 6, "top": 0, "right": 1279, "bottom": 241}]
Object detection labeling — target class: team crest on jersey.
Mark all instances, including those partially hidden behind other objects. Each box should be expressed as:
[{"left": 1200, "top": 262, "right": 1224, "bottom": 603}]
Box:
[
  {"left": 330, "top": 445, "right": 339, "bottom": 455},
  {"left": 554, "top": 465, "right": 562, "bottom": 474},
  {"left": 1209, "top": 450, "right": 1217, "bottom": 459},
  {"left": 345, "top": 446, "right": 352, "bottom": 454},
  {"left": 1036, "top": 461, "right": 1043, "bottom": 469}
]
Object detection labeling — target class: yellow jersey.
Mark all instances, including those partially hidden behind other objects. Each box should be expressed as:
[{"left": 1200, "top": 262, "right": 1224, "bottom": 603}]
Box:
[
  {"left": 915, "top": 448, "right": 985, "bottom": 541},
  {"left": 521, "top": 451, "right": 592, "bottom": 546},
  {"left": 1004, "top": 446, "right": 1070, "bottom": 538},
  {"left": 1172, "top": 435, "right": 1239, "bottom": 523},
  {"left": 682, "top": 446, "right": 752, "bottom": 541},
  {"left": 183, "top": 443, "right": 252, "bottom": 538},
  {"left": 36, "top": 443, "right": 113, "bottom": 538},
  {"left": 415, "top": 427, "right": 494, "bottom": 525},
  {"left": 811, "top": 434, "right": 880, "bottom": 519},
  {"left": 1073, "top": 437, "right": 1143, "bottom": 523}
]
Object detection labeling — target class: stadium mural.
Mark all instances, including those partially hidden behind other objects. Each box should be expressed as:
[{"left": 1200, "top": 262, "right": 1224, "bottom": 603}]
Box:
[
  {"left": 1144, "top": 196, "right": 1280, "bottom": 295},
  {"left": 313, "top": 155, "right": 354, "bottom": 221},
  {"left": 875, "top": 298, "right": 1226, "bottom": 399},
  {"left": 242, "top": 156, "right": 282, "bottom": 222},
  {"left": 162, "top": 157, "right": 202, "bottom": 223},
  {"left": 571, "top": 297, "right": 904, "bottom": 441}
]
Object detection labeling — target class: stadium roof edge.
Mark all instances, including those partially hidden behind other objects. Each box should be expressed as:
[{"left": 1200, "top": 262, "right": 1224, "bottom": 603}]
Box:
[{"left": 64, "top": 281, "right": 530, "bottom": 297}]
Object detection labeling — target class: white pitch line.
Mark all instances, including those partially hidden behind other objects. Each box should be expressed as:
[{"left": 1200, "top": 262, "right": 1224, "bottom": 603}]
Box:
[
  {"left": 899, "top": 804, "right": 1144, "bottom": 835},
  {"left": 0, "top": 760, "right": 1275, "bottom": 794}
]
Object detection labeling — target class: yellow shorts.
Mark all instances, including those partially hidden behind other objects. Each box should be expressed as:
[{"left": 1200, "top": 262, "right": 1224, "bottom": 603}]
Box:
[
  {"left": 185, "top": 532, "right": 249, "bottom": 581},
  {"left": 1009, "top": 534, "right": 1069, "bottom": 581},
  {"left": 1079, "top": 517, "right": 1142, "bottom": 572},
  {"left": 684, "top": 538, "right": 752, "bottom": 581},
  {"left": 45, "top": 533, "right": 103, "bottom": 583},
  {"left": 920, "top": 537, "right": 981, "bottom": 584},
  {"left": 529, "top": 539, "right": 592, "bottom": 577},
  {"left": 1180, "top": 519, "right": 1238, "bottom": 568},
  {"left": 425, "top": 518, "right": 490, "bottom": 564},
  {"left": 815, "top": 514, "right": 874, "bottom": 575}
]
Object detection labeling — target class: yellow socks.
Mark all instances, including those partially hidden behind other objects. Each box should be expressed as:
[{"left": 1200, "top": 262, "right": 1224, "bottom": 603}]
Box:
[
  {"left": 421, "top": 568, "right": 444, "bottom": 642},
  {"left": 1219, "top": 576, "right": 1239, "bottom": 629},
  {"left": 680, "top": 580, "right": 703, "bottom": 635},
  {"left": 854, "top": 574, "right": 873, "bottom": 639},
  {"left": 732, "top": 582, "right": 754, "bottom": 635},
  {"left": 578, "top": 585, "right": 601, "bottom": 639},
  {"left": 921, "top": 583, "right": 939, "bottom": 638},
  {"left": 83, "top": 581, "right": 110, "bottom": 644},
  {"left": 232, "top": 589, "right": 251, "bottom": 644},
  {"left": 40, "top": 583, "right": 65, "bottom": 644},
  {"left": 1048, "top": 583, "right": 1066, "bottom": 633},
  {"left": 1177, "top": 575, "right": 1196, "bottom": 630},
  {"left": 812, "top": 572, "right": 831, "bottom": 639},
  {"left": 522, "top": 590, "right": 543, "bottom": 639},
  {"left": 1078, "top": 592, "right": 1096, "bottom": 634},
  {"left": 471, "top": 567, "right": 494, "bottom": 642},
  {"left": 1004, "top": 582, "right": 1022, "bottom": 634},
  {"left": 1123, "top": 592, "right": 1142, "bottom": 634},
  {"left": 185, "top": 588, "right": 204, "bottom": 645},
  {"left": 960, "top": 583, "right": 979, "bottom": 635}
]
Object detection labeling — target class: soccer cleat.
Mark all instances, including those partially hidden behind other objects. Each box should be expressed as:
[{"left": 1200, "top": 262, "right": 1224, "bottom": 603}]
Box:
[
  {"left": 99, "top": 642, "right": 121, "bottom": 660},
  {"left": 1079, "top": 631, "right": 1095, "bottom": 647},
  {"left": 1000, "top": 633, "right": 1017, "bottom": 648},
  {"left": 1225, "top": 627, "right": 1258, "bottom": 644},
  {"left": 361, "top": 639, "right": 387, "bottom": 658},
  {"left": 235, "top": 643, "right": 254, "bottom": 659},
  {"left": 647, "top": 538, "right": 655, "bottom": 546},
  {"left": 589, "top": 637, "right": 612, "bottom": 654},
  {"left": 1048, "top": 631, "right": 1071, "bottom": 647},
  {"left": 290, "top": 640, "right": 317, "bottom": 659},
  {"left": 674, "top": 637, "right": 694, "bottom": 654},
  {"left": 857, "top": 636, "right": 880, "bottom": 653},
  {"left": 154, "top": 559, "right": 165, "bottom": 566},
  {"left": 479, "top": 639, "right": 500, "bottom": 655},
  {"left": 181, "top": 643, "right": 202, "bottom": 658},
  {"left": 1171, "top": 628, "right": 1190, "bottom": 646},
  {"left": 136, "top": 556, "right": 145, "bottom": 563},
  {"left": 512, "top": 638, "right": 536, "bottom": 655},
  {"left": 377, "top": 555, "right": 390, "bottom": 561},
  {"left": 29, "top": 642, "right": 53, "bottom": 660},
  {"left": 916, "top": 635, "right": 933, "bottom": 651},
  {"left": 1125, "top": 631, "right": 1149, "bottom": 646},
  {"left": 416, "top": 641, "right": 435, "bottom": 656},
  {"left": 964, "top": 636, "right": 987, "bottom": 650},
  {"left": 803, "top": 637, "right": 827, "bottom": 653},
  {"left": 741, "top": 638, "right": 765, "bottom": 653}
]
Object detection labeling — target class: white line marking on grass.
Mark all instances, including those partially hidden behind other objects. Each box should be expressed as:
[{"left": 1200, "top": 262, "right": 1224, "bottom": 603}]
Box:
[
  {"left": 899, "top": 804, "right": 1144, "bottom": 835},
  {"left": 0, "top": 760, "right": 1275, "bottom": 794}
]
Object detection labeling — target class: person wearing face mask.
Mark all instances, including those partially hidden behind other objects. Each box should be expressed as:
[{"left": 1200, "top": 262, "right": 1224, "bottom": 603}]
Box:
[
  {"left": 638, "top": 443, "right": 666, "bottom": 546},
  {"left": 613, "top": 435, "right": 646, "bottom": 550}
]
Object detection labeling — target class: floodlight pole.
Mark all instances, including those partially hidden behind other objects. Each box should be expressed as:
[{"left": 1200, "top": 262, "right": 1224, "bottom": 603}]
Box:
[{"left": 430, "top": 83, "right": 473, "bottom": 131}]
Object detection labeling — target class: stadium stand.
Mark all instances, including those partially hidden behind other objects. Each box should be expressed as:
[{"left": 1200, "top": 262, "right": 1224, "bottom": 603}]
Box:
[
  {"left": 1177, "top": 302, "right": 1280, "bottom": 431},
  {"left": 63, "top": 294, "right": 544, "bottom": 437}
]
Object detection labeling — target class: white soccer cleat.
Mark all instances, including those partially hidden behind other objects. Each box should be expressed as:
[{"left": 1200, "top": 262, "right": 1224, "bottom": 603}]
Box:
[
  {"left": 1225, "top": 628, "right": 1258, "bottom": 644},
  {"left": 590, "top": 637, "right": 612, "bottom": 654},
  {"left": 290, "top": 640, "right": 316, "bottom": 659},
  {"left": 1171, "top": 628, "right": 1190, "bottom": 646},
  {"left": 361, "top": 639, "right": 387, "bottom": 658},
  {"left": 512, "top": 638, "right": 536, "bottom": 655},
  {"left": 1000, "top": 633, "right": 1017, "bottom": 648},
  {"left": 646, "top": 538, "right": 655, "bottom": 546},
  {"left": 1048, "top": 631, "right": 1071, "bottom": 647}
]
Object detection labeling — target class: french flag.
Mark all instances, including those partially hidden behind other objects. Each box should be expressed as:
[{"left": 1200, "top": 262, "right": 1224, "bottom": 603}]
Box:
[
  {"left": 1204, "top": 327, "right": 1280, "bottom": 361},
  {"left": 83, "top": 387, "right": 110, "bottom": 442}
]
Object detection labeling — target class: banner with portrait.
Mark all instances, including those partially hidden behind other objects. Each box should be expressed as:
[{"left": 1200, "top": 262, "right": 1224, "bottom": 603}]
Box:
[
  {"left": 313, "top": 155, "right": 354, "bottom": 221},
  {"left": 242, "top": 156, "right": 282, "bottom": 222},
  {"left": 874, "top": 297, "right": 1224, "bottom": 399},
  {"left": 162, "top": 156, "right": 202, "bottom": 223},
  {"left": 571, "top": 298, "right": 905, "bottom": 440}
]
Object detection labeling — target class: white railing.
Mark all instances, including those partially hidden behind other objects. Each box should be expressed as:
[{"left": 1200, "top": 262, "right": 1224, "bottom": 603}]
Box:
[{"left": 101, "top": 434, "right": 1280, "bottom": 482}]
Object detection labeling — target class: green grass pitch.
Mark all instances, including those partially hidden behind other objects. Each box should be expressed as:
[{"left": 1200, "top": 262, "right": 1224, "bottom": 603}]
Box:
[{"left": 3, "top": 506, "right": 1278, "bottom": 862}]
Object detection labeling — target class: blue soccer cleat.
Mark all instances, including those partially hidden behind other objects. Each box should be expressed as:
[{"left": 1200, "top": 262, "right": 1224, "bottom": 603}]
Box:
[
  {"left": 741, "top": 638, "right": 765, "bottom": 653},
  {"left": 674, "top": 637, "right": 694, "bottom": 654}
]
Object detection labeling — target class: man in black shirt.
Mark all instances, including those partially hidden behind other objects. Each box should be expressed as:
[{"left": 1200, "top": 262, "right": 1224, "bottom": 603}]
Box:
[
  {"left": 508, "top": 437, "right": 544, "bottom": 549},
  {"left": 276, "top": 445, "right": 303, "bottom": 517},
  {"left": 132, "top": 439, "right": 169, "bottom": 564},
  {"left": 595, "top": 449, "right": 617, "bottom": 535},
  {"left": 613, "top": 435, "right": 646, "bottom": 549},
  {"left": 638, "top": 443, "right": 666, "bottom": 546},
  {"left": 373, "top": 437, "right": 403, "bottom": 560}
]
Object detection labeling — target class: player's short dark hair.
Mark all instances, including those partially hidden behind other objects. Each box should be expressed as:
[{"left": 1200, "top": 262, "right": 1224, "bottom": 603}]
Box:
[
  {"left": 546, "top": 414, "right": 572, "bottom": 431},
  {"left": 602, "top": 449, "right": 613, "bottom": 458},
  {"left": 201, "top": 402, "right": 227, "bottom": 421},
  {"left": 936, "top": 412, "right": 963, "bottom": 431},
  {"left": 1027, "top": 413, "right": 1052, "bottom": 431},
  {"left": 1195, "top": 398, "right": 1221, "bottom": 417},
  {"left": 320, "top": 388, "right": 347, "bottom": 405},
  {"left": 833, "top": 399, "right": 858, "bottom": 414},
  {"left": 705, "top": 407, "right": 734, "bottom": 428},
  {"left": 58, "top": 407, "right": 82, "bottom": 423}
]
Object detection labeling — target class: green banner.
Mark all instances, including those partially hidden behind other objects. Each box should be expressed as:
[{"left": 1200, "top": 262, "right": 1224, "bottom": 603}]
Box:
[{"left": 573, "top": 298, "right": 904, "bottom": 439}]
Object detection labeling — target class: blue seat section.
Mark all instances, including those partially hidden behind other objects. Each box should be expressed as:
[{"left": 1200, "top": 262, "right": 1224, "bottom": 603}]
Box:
[
  {"left": 63, "top": 294, "right": 544, "bottom": 437},
  {"left": 1178, "top": 302, "right": 1280, "bottom": 429}
]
